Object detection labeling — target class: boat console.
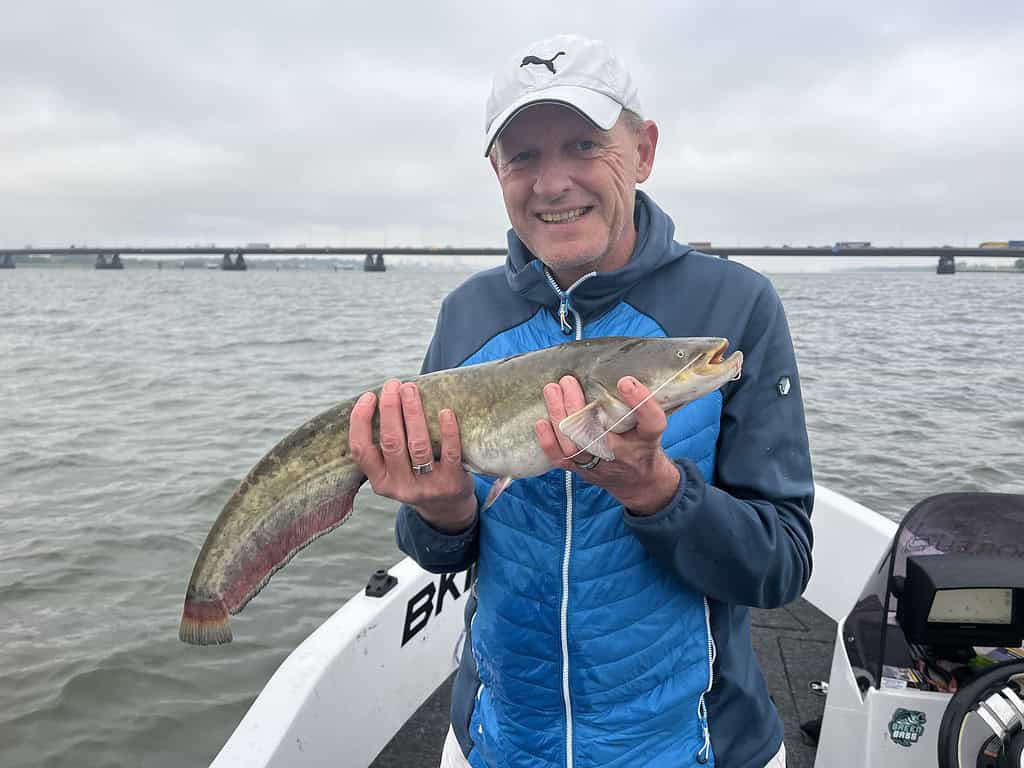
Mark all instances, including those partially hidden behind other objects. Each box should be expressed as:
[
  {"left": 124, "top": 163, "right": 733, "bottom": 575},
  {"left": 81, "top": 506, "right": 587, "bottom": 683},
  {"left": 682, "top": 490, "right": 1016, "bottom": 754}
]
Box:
[{"left": 816, "top": 493, "right": 1024, "bottom": 768}]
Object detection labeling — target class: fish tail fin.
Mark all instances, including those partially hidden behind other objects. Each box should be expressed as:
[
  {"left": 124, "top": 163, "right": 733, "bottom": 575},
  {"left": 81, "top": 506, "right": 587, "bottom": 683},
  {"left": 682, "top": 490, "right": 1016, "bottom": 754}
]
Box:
[
  {"left": 180, "top": 462, "right": 369, "bottom": 646},
  {"left": 179, "top": 594, "right": 232, "bottom": 646}
]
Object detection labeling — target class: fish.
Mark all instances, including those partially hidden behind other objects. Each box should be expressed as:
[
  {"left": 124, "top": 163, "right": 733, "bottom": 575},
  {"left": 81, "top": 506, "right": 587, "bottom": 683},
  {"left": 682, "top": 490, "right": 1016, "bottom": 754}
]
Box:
[{"left": 179, "top": 336, "right": 743, "bottom": 645}]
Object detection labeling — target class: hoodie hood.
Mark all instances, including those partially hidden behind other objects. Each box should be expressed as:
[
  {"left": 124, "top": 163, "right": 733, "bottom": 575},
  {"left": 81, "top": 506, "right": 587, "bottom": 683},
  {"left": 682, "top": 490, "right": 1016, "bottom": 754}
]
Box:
[{"left": 504, "top": 190, "right": 693, "bottom": 322}]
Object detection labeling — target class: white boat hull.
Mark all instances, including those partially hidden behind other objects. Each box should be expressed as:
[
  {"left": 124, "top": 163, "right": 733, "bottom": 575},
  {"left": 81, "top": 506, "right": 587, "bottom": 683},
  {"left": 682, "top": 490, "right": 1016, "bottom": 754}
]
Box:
[
  {"left": 211, "top": 484, "right": 897, "bottom": 767},
  {"left": 211, "top": 559, "right": 473, "bottom": 768}
]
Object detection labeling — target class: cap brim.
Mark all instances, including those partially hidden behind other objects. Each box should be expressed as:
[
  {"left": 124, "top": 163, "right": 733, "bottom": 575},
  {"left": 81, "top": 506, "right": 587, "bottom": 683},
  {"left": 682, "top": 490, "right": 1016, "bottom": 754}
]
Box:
[{"left": 483, "top": 85, "right": 623, "bottom": 157}]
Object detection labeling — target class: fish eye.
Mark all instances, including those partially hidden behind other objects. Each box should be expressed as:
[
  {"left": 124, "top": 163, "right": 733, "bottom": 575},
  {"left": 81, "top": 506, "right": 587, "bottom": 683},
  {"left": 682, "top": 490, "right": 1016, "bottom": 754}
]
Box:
[{"left": 676, "top": 350, "right": 686, "bottom": 358}]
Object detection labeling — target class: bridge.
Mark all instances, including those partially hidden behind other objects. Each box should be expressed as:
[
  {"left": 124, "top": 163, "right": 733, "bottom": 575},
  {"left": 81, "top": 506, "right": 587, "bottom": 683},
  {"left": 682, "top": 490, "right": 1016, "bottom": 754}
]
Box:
[{"left": 2, "top": 245, "right": 1023, "bottom": 274}]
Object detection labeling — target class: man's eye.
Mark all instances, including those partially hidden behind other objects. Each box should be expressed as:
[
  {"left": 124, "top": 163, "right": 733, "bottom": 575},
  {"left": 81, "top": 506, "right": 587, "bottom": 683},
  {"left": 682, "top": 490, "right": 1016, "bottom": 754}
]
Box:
[
  {"left": 575, "top": 140, "right": 597, "bottom": 152},
  {"left": 509, "top": 151, "right": 532, "bottom": 164}
]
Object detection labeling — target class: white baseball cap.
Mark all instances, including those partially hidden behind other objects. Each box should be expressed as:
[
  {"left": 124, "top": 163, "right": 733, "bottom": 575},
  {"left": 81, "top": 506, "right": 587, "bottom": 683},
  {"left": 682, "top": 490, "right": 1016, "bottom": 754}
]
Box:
[{"left": 483, "top": 34, "right": 643, "bottom": 157}]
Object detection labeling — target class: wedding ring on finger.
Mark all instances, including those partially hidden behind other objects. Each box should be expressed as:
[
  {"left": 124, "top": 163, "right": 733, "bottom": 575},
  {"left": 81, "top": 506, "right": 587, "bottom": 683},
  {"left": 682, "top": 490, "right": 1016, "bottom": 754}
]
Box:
[
  {"left": 572, "top": 455, "right": 601, "bottom": 471},
  {"left": 411, "top": 461, "right": 434, "bottom": 475}
]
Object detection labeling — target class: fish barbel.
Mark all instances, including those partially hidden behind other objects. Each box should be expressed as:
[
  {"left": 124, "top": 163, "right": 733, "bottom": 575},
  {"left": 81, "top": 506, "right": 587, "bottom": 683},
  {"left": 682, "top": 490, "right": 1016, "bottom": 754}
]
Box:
[{"left": 179, "top": 336, "right": 742, "bottom": 645}]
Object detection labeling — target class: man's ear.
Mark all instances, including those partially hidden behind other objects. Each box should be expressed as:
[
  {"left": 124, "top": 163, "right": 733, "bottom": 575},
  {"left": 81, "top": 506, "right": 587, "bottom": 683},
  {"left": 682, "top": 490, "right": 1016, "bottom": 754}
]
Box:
[
  {"left": 635, "top": 121, "right": 659, "bottom": 183},
  {"left": 489, "top": 149, "right": 499, "bottom": 177}
]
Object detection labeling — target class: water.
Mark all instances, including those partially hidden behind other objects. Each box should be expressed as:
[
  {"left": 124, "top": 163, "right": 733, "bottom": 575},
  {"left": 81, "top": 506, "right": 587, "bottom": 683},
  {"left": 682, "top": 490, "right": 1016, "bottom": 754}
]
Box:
[{"left": 1, "top": 266, "right": 1021, "bottom": 767}]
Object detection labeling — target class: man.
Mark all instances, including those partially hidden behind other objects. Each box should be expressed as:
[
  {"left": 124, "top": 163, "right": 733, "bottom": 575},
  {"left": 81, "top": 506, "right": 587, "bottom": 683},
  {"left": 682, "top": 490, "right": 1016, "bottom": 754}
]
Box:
[{"left": 349, "top": 34, "right": 813, "bottom": 768}]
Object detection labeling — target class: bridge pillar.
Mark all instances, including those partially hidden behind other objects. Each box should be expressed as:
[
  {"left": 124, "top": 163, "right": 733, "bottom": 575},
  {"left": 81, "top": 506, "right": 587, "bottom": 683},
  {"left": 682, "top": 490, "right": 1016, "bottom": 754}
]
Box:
[
  {"left": 96, "top": 252, "right": 124, "bottom": 269},
  {"left": 221, "top": 252, "right": 248, "bottom": 271},
  {"left": 364, "top": 253, "right": 386, "bottom": 272},
  {"left": 936, "top": 254, "right": 955, "bottom": 274}
]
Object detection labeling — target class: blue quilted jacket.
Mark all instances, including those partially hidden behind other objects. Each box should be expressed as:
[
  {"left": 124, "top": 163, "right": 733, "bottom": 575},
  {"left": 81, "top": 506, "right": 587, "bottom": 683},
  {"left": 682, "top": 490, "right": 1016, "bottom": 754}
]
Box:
[{"left": 397, "top": 192, "right": 814, "bottom": 768}]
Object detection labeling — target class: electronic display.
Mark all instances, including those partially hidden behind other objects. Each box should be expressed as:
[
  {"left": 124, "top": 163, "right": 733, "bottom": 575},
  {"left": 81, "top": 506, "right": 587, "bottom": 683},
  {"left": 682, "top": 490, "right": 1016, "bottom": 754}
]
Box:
[{"left": 928, "top": 588, "right": 1013, "bottom": 625}]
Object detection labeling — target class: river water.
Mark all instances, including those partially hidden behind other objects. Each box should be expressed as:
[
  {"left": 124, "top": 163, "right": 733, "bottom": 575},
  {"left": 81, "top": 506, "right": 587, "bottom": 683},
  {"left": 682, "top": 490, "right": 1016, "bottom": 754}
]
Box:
[{"left": 1, "top": 265, "right": 1021, "bottom": 767}]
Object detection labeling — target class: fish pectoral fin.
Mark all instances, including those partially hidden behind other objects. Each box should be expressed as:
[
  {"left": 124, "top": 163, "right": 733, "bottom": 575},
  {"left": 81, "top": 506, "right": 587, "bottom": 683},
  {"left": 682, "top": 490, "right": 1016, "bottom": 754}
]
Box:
[
  {"left": 481, "top": 476, "right": 514, "bottom": 512},
  {"left": 558, "top": 401, "right": 616, "bottom": 461}
]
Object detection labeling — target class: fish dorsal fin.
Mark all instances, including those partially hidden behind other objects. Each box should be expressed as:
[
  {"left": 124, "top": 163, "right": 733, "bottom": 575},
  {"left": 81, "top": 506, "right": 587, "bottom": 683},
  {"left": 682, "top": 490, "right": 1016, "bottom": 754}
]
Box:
[{"left": 557, "top": 401, "right": 617, "bottom": 461}]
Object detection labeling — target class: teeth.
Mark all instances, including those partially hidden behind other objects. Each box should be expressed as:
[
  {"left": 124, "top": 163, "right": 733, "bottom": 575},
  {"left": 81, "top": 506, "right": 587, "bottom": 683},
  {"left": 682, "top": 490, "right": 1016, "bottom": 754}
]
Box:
[{"left": 539, "top": 207, "right": 588, "bottom": 223}]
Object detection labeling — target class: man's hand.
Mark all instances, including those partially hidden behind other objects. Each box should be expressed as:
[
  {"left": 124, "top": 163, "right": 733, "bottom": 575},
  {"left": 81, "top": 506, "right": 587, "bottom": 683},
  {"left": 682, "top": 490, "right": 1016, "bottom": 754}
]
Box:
[
  {"left": 349, "top": 379, "right": 477, "bottom": 533},
  {"left": 534, "top": 375, "right": 680, "bottom": 515}
]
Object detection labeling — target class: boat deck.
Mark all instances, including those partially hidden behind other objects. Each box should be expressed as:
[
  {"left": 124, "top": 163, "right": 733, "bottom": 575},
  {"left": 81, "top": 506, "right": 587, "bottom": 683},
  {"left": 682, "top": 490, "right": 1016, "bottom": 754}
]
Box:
[{"left": 371, "top": 597, "right": 836, "bottom": 767}]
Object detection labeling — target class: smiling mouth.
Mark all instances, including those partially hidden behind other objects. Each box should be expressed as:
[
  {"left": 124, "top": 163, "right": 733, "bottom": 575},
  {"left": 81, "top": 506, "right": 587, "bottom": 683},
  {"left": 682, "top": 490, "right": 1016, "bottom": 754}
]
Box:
[{"left": 536, "top": 207, "right": 592, "bottom": 224}]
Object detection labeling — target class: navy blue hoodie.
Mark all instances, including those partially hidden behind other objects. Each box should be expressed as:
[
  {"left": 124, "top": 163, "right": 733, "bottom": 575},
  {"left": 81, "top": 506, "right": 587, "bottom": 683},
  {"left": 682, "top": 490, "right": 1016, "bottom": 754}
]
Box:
[{"left": 396, "top": 191, "right": 814, "bottom": 767}]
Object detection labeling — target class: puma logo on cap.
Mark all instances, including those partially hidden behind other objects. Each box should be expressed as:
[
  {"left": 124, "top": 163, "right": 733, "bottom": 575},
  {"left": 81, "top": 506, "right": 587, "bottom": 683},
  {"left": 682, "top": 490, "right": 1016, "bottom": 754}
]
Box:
[{"left": 520, "top": 51, "right": 566, "bottom": 74}]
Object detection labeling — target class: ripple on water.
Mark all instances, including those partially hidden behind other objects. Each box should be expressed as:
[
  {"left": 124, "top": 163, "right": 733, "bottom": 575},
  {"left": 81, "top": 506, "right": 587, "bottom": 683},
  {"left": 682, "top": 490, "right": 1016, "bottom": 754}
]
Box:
[{"left": 1005, "top": 416, "right": 1024, "bottom": 432}]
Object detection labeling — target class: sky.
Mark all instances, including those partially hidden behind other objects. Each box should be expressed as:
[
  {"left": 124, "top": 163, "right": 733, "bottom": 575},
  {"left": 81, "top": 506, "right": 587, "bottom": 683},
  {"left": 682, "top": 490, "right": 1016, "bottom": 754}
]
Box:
[{"left": 3, "top": 1, "right": 1023, "bottom": 262}]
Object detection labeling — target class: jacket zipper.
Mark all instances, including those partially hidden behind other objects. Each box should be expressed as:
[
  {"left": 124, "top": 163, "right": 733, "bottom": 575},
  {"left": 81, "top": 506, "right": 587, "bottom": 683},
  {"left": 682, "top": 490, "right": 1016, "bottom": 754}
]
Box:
[
  {"left": 559, "top": 467, "right": 575, "bottom": 768},
  {"left": 695, "top": 597, "right": 717, "bottom": 764},
  {"left": 543, "top": 269, "right": 595, "bottom": 336},
  {"left": 544, "top": 268, "right": 593, "bottom": 768},
  {"left": 560, "top": 304, "right": 585, "bottom": 768}
]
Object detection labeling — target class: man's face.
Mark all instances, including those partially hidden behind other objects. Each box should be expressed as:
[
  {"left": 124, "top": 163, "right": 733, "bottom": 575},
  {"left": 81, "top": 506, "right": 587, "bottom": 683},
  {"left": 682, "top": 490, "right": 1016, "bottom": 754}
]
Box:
[{"left": 491, "top": 104, "right": 657, "bottom": 287}]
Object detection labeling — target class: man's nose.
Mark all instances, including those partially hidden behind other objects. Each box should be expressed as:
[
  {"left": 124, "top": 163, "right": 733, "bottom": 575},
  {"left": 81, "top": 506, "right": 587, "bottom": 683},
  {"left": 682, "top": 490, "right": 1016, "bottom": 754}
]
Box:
[{"left": 532, "top": 155, "right": 572, "bottom": 199}]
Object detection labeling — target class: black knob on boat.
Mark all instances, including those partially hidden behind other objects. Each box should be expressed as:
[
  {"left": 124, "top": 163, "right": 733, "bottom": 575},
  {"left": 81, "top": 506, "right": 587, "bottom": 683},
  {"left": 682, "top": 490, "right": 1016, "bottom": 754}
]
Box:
[{"left": 365, "top": 568, "right": 398, "bottom": 597}]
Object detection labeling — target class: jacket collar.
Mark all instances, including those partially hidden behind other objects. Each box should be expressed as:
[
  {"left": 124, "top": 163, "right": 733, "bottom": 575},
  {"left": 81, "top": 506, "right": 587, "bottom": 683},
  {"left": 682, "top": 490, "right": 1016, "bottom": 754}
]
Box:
[{"left": 504, "top": 191, "right": 692, "bottom": 322}]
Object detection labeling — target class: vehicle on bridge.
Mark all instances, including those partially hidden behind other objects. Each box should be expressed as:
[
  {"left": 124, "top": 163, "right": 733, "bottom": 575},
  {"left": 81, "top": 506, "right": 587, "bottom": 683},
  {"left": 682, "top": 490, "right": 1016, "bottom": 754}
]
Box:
[{"left": 834, "top": 241, "right": 872, "bottom": 249}]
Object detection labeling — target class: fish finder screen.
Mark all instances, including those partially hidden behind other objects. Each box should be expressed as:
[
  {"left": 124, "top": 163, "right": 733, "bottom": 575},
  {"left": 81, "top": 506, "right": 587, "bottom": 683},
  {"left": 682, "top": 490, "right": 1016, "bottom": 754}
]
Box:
[{"left": 928, "top": 588, "right": 1013, "bottom": 624}]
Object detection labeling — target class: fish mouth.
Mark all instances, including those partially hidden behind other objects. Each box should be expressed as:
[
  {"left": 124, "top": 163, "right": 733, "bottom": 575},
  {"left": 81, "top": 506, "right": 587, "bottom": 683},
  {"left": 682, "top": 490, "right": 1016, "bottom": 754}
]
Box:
[
  {"left": 702, "top": 341, "right": 743, "bottom": 380},
  {"left": 707, "top": 340, "right": 728, "bottom": 365}
]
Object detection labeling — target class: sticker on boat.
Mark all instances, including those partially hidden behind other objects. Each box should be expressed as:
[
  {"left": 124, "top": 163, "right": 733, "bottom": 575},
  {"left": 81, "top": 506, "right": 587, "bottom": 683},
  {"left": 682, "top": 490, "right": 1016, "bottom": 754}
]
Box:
[
  {"left": 888, "top": 708, "right": 926, "bottom": 747},
  {"left": 402, "top": 566, "right": 475, "bottom": 646}
]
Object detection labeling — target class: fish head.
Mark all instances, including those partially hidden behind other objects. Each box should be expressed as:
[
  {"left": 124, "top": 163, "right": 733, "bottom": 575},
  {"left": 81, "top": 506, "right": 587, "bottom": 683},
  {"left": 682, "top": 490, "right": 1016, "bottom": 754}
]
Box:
[{"left": 588, "top": 336, "right": 742, "bottom": 411}]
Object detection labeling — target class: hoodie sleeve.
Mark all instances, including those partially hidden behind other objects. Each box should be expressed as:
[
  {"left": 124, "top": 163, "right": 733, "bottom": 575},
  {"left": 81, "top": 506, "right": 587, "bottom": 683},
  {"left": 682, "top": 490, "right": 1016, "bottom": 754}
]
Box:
[
  {"left": 395, "top": 501, "right": 480, "bottom": 573},
  {"left": 623, "top": 283, "right": 814, "bottom": 608},
  {"left": 394, "top": 299, "right": 483, "bottom": 573}
]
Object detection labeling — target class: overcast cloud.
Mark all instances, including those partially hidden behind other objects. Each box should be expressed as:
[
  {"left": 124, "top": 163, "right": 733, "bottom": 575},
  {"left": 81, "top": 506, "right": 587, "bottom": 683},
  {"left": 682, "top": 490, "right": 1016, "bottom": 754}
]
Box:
[{"left": 3, "top": 1, "right": 1022, "bottom": 254}]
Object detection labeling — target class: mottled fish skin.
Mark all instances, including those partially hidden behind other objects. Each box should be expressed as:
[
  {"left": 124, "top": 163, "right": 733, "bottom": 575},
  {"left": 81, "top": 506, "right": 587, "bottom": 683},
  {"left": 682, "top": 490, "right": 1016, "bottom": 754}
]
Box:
[{"left": 179, "top": 336, "right": 742, "bottom": 645}]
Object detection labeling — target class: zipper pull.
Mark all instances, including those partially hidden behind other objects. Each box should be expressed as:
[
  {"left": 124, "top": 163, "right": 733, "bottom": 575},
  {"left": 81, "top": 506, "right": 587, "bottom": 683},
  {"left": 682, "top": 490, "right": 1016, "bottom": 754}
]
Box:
[
  {"left": 695, "top": 724, "right": 711, "bottom": 764},
  {"left": 695, "top": 695, "right": 712, "bottom": 763},
  {"left": 557, "top": 298, "right": 573, "bottom": 334}
]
